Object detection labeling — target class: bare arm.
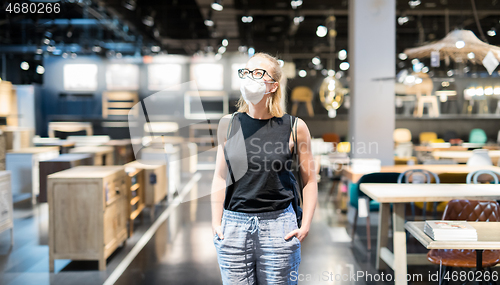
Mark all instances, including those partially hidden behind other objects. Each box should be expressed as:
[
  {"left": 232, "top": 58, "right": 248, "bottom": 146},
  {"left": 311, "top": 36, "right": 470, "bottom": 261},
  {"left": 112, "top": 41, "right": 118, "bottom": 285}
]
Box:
[
  {"left": 211, "top": 114, "right": 231, "bottom": 239},
  {"left": 285, "top": 118, "right": 318, "bottom": 242}
]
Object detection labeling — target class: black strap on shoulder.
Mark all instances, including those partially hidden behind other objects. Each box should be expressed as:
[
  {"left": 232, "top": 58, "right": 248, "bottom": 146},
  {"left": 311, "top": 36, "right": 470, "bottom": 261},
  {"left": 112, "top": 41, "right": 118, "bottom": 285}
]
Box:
[
  {"left": 226, "top": 112, "right": 238, "bottom": 140},
  {"left": 290, "top": 115, "right": 303, "bottom": 204},
  {"left": 225, "top": 112, "right": 238, "bottom": 185}
]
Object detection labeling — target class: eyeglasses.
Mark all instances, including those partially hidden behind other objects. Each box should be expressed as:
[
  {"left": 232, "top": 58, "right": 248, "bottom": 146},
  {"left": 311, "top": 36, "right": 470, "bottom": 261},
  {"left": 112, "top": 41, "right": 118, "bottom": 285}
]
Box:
[{"left": 238, "top": 68, "right": 276, "bottom": 82}]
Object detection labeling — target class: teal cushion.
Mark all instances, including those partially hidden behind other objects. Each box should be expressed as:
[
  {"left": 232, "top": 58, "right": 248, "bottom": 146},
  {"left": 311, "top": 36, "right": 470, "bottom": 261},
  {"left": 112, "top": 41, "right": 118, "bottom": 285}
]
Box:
[{"left": 469, "top": 128, "right": 487, "bottom": 144}]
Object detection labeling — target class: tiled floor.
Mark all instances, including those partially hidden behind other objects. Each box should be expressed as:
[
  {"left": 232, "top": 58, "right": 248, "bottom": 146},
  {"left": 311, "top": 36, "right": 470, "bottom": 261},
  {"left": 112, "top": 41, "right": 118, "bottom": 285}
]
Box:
[{"left": 1, "top": 170, "right": 496, "bottom": 285}]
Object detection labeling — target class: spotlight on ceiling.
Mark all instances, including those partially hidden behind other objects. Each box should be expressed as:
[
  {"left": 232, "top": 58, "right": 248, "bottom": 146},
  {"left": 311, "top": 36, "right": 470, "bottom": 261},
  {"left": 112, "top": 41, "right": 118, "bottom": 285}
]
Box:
[
  {"left": 408, "top": 0, "right": 421, "bottom": 8},
  {"left": 241, "top": 16, "right": 253, "bottom": 23},
  {"left": 211, "top": 0, "right": 223, "bottom": 11},
  {"left": 398, "top": 16, "right": 409, "bottom": 25},
  {"left": 248, "top": 47, "right": 255, "bottom": 57},
  {"left": 398, "top": 53, "right": 408, "bottom": 60},
  {"left": 338, "top": 49, "right": 347, "bottom": 60},
  {"left": 293, "top": 16, "right": 304, "bottom": 25},
  {"left": 204, "top": 19, "right": 214, "bottom": 26},
  {"left": 142, "top": 12, "right": 155, "bottom": 27},
  {"left": 36, "top": 65, "right": 45, "bottom": 75},
  {"left": 291, "top": 0, "right": 303, "bottom": 9},
  {"left": 222, "top": 39, "right": 228, "bottom": 47},
  {"left": 218, "top": 46, "right": 226, "bottom": 54},
  {"left": 298, "top": 70, "right": 307, "bottom": 77},
  {"left": 20, "top": 61, "right": 29, "bottom": 71},
  {"left": 316, "top": 25, "right": 327, "bottom": 37},
  {"left": 455, "top": 40, "right": 465, "bottom": 49},
  {"left": 92, "top": 45, "right": 102, "bottom": 53},
  {"left": 151, "top": 45, "right": 161, "bottom": 52},
  {"left": 312, "top": 56, "right": 321, "bottom": 65},
  {"left": 122, "top": 0, "right": 136, "bottom": 10},
  {"left": 339, "top": 62, "right": 350, "bottom": 71},
  {"left": 487, "top": 28, "right": 496, "bottom": 37}
]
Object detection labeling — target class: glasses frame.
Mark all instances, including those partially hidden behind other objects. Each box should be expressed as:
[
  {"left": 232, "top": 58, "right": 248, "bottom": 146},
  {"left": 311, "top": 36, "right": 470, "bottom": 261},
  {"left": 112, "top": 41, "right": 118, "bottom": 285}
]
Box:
[{"left": 238, "top": 68, "right": 277, "bottom": 82}]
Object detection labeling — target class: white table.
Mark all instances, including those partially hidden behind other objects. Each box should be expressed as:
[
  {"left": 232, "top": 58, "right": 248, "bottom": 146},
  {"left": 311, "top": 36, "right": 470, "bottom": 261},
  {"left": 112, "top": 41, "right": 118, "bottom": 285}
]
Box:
[
  {"left": 406, "top": 222, "right": 500, "bottom": 276},
  {"left": 432, "top": 150, "right": 500, "bottom": 164},
  {"left": 359, "top": 183, "right": 500, "bottom": 285}
]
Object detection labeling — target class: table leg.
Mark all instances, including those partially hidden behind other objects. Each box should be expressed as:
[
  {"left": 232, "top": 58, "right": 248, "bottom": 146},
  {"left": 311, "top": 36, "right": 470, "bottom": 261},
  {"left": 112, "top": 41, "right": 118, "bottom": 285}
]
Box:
[
  {"left": 376, "top": 203, "right": 390, "bottom": 270},
  {"left": 476, "top": 249, "right": 484, "bottom": 285},
  {"left": 393, "top": 203, "right": 408, "bottom": 285}
]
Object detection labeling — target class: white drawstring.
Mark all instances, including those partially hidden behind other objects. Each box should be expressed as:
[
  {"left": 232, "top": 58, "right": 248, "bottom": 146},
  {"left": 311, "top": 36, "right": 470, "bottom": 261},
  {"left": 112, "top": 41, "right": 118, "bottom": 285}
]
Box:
[{"left": 245, "top": 216, "right": 260, "bottom": 234}]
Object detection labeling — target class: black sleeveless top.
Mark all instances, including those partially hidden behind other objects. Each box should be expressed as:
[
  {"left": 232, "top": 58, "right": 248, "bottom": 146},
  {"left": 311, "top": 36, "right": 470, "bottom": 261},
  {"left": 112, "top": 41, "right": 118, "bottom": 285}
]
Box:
[{"left": 223, "top": 112, "right": 296, "bottom": 213}]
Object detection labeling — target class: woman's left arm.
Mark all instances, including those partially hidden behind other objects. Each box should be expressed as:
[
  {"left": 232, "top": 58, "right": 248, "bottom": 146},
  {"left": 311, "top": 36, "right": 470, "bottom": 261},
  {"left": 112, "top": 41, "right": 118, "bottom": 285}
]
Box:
[{"left": 284, "top": 118, "right": 318, "bottom": 242}]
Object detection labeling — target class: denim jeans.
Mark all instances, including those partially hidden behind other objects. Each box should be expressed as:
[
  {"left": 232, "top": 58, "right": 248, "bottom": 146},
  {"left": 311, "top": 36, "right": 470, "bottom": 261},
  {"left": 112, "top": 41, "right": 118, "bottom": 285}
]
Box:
[{"left": 213, "top": 203, "right": 301, "bottom": 285}]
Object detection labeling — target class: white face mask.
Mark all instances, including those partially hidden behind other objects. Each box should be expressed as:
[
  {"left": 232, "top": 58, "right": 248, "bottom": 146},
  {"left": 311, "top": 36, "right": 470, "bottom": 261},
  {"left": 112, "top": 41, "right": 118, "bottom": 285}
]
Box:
[{"left": 240, "top": 78, "right": 272, "bottom": 105}]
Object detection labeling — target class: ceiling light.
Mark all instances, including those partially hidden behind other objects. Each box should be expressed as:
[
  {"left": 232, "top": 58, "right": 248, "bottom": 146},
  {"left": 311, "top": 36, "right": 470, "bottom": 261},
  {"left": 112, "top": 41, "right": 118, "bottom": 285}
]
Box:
[
  {"left": 421, "top": 66, "right": 429, "bottom": 73},
  {"left": 215, "top": 53, "right": 222, "bottom": 60},
  {"left": 36, "top": 48, "right": 43, "bottom": 55},
  {"left": 116, "top": 52, "right": 122, "bottom": 58},
  {"left": 298, "top": 70, "right": 307, "bottom": 77},
  {"left": 338, "top": 49, "right": 347, "bottom": 60},
  {"left": 43, "top": 38, "right": 50, "bottom": 45},
  {"left": 20, "top": 61, "right": 29, "bottom": 70},
  {"left": 238, "top": 45, "right": 247, "bottom": 52},
  {"left": 248, "top": 47, "right": 255, "bottom": 57},
  {"left": 455, "top": 40, "right": 465, "bottom": 49},
  {"left": 92, "top": 45, "right": 102, "bottom": 53},
  {"left": 408, "top": 0, "right": 421, "bottom": 8},
  {"left": 328, "top": 69, "right": 335, "bottom": 76},
  {"left": 222, "top": 39, "right": 228, "bottom": 46},
  {"left": 447, "top": 70, "right": 454, "bottom": 77},
  {"left": 467, "top": 52, "right": 475, "bottom": 59},
  {"left": 291, "top": 0, "right": 303, "bottom": 9},
  {"left": 312, "top": 56, "right": 321, "bottom": 65},
  {"left": 71, "top": 52, "right": 77, "bottom": 59},
  {"left": 218, "top": 46, "right": 226, "bottom": 54},
  {"left": 398, "top": 16, "right": 409, "bottom": 25},
  {"left": 151, "top": 45, "right": 161, "bottom": 52},
  {"left": 241, "top": 16, "right": 253, "bottom": 23},
  {"left": 277, "top": 59, "right": 284, "bottom": 67},
  {"left": 47, "top": 45, "right": 55, "bottom": 52},
  {"left": 411, "top": 58, "right": 419, "bottom": 65},
  {"left": 316, "top": 25, "right": 327, "bottom": 37},
  {"left": 142, "top": 12, "right": 155, "bottom": 27},
  {"left": 487, "top": 28, "right": 496, "bottom": 37},
  {"left": 211, "top": 0, "right": 223, "bottom": 11},
  {"left": 36, "top": 65, "right": 45, "bottom": 75},
  {"left": 62, "top": 52, "right": 68, "bottom": 58},
  {"left": 485, "top": 86, "right": 493, "bottom": 95},
  {"left": 415, "top": 78, "right": 423, "bottom": 84},
  {"left": 204, "top": 19, "right": 214, "bottom": 26},
  {"left": 398, "top": 53, "right": 408, "bottom": 60},
  {"left": 339, "top": 62, "right": 350, "bottom": 71},
  {"left": 293, "top": 16, "right": 304, "bottom": 25}
]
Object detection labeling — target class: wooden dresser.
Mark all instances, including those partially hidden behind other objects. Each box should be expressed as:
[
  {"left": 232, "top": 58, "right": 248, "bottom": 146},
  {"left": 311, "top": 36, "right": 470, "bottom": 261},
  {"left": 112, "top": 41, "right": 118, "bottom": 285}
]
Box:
[
  {"left": 125, "top": 160, "right": 167, "bottom": 219},
  {"left": 69, "top": 146, "right": 114, "bottom": 166},
  {"left": 6, "top": 147, "right": 60, "bottom": 204},
  {"left": 0, "top": 171, "right": 13, "bottom": 246},
  {"left": 48, "top": 166, "right": 127, "bottom": 271},
  {"left": 38, "top": 153, "right": 94, "bottom": 202}
]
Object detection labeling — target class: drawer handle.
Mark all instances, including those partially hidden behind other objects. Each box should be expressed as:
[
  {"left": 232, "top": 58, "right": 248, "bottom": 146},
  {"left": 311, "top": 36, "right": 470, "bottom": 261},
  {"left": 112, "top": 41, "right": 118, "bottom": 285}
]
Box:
[{"left": 115, "top": 187, "right": 121, "bottom": 195}]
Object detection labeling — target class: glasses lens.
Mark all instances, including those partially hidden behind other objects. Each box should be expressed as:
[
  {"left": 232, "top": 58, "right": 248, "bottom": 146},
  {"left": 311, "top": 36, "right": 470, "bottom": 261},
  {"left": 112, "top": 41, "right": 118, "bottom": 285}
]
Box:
[
  {"left": 252, "top": 69, "right": 265, "bottom": 79},
  {"left": 238, "top": 69, "right": 249, "bottom": 78}
]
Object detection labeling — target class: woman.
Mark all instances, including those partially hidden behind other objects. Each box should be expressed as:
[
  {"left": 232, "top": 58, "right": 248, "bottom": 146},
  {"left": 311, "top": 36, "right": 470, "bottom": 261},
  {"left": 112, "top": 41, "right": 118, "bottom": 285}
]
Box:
[{"left": 211, "top": 52, "right": 318, "bottom": 285}]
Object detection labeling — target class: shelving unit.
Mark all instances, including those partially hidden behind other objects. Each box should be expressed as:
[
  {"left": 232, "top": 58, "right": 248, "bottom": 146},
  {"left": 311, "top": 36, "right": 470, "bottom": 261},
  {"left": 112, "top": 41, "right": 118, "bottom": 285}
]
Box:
[{"left": 125, "top": 168, "right": 145, "bottom": 237}]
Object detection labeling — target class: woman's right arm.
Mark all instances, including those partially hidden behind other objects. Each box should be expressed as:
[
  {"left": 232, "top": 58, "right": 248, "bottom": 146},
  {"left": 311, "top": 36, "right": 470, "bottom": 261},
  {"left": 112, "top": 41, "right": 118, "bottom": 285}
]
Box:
[{"left": 211, "top": 114, "right": 231, "bottom": 239}]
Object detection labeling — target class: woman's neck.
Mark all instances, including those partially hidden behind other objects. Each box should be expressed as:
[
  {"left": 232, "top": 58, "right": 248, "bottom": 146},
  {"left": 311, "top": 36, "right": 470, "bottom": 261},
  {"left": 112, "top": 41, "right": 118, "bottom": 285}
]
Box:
[{"left": 247, "top": 101, "right": 273, "bottom": 119}]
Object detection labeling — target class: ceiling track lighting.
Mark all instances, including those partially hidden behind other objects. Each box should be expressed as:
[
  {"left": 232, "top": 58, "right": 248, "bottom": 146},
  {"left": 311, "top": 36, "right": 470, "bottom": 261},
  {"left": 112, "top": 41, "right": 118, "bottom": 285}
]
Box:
[
  {"left": 211, "top": 0, "right": 223, "bottom": 11},
  {"left": 291, "top": 0, "right": 303, "bottom": 9}
]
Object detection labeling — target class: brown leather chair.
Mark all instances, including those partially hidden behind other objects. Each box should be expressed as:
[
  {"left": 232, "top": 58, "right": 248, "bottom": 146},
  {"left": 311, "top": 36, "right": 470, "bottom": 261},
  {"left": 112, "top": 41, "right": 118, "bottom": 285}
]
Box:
[{"left": 427, "top": 199, "right": 500, "bottom": 268}]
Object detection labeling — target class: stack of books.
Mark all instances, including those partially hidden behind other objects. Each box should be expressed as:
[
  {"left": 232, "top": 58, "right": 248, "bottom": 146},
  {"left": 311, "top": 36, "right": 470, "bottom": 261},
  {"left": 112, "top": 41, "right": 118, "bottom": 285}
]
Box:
[{"left": 424, "top": 220, "right": 478, "bottom": 241}]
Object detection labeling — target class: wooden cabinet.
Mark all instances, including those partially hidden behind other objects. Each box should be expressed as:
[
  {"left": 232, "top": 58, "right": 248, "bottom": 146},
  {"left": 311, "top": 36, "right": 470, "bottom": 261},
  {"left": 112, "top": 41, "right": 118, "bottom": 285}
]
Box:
[
  {"left": 1, "top": 126, "right": 34, "bottom": 151},
  {"left": 125, "top": 168, "right": 145, "bottom": 236},
  {"left": 141, "top": 147, "right": 180, "bottom": 200},
  {"left": 48, "top": 166, "right": 127, "bottom": 271},
  {"left": 0, "top": 171, "right": 13, "bottom": 246},
  {"left": 6, "top": 147, "right": 60, "bottom": 204},
  {"left": 69, "top": 146, "right": 114, "bottom": 166},
  {"left": 125, "top": 160, "right": 167, "bottom": 219},
  {"left": 38, "top": 154, "right": 94, "bottom": 202}
]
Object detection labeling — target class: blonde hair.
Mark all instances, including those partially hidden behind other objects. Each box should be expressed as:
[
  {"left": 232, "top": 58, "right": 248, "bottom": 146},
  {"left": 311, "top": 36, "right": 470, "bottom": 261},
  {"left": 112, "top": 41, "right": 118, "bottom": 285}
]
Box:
[{"left": 236, "top": 52, "right": 287, "bottom": 117}]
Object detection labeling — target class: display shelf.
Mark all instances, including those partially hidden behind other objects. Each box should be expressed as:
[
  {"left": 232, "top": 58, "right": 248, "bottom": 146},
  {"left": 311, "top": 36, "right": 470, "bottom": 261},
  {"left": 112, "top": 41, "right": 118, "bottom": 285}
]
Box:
[{"left": 125, "top": 168, "right": 145, "bottom": 237}]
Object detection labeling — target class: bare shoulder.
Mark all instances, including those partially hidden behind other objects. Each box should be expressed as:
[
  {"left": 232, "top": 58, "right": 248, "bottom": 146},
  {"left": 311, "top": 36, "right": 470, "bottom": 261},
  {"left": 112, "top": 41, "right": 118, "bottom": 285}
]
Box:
[
  {"left": 217, "top": 113, "right": 236, "bottom": 140},
  {"left": 295, "top": 118, "right": 310, "bottom": 139}
]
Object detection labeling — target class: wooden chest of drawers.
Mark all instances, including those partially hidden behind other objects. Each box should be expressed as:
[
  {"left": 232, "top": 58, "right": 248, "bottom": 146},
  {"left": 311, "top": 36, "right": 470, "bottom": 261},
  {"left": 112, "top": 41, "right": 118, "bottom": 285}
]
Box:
[
  {"left": 125, "top": 160, "right": 167, "bottom": 219},
  {"left": 6, "top": 147, "right": 60, "bottom": 204},
  {"left": 48, "top": 166, "right": 127, "bottom": 271},
  {"left": 0, "top": 171, "right": 13, "bottom": 246},
  {"left": 38, "top": 153, "right": 94, "bottom": 203}
]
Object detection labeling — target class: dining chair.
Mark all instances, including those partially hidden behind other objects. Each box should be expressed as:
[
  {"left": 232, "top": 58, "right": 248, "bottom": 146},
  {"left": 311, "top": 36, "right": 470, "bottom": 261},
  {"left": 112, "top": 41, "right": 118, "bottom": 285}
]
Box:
[
  {"left": 466, "top": 170, "right": 500, "bottom": 184},
  {"left": 350, "top": 172, "right": 400, "bottom": 250},
  {"left": 427, "top": 199, "right": 500, "bottom": 285},
  {"left": 398, "top": 169, "right": 440, "bottom": 220}
]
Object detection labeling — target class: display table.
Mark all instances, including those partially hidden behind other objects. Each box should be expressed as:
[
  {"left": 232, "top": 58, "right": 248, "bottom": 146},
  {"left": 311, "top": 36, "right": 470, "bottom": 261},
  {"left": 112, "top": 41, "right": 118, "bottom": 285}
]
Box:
[
  {"left": 359, "top": 183, "right": 500, "bottom": 285},
  {"left": 343, "top": 164, "right": 500, "bottom": 183},
  {"left": 48, "top": 166, "right": 128, "bottom": 271},
  {"left": 34, "top": 139, "right": 76, "bottom": 154},
  {"left": 1, "top": 126, "right": 34, "bottom": 150},
  {"left": 125, "top": 160, "right": 167, "bottom": 219},
  {"left": 0, "top": 171, "right": 13, "bottom": 246},
  {"left": 105, "top": 139, "right": 135, "bottom": 165},
  {"left": 38, "top": 154, "right": 94, "bottom": 202},
  {"left": 69, "top": 146, "right": 114, "bottom": 166},
  {"left": 6, "top": 147, "right": 60, "bottom": 204}
]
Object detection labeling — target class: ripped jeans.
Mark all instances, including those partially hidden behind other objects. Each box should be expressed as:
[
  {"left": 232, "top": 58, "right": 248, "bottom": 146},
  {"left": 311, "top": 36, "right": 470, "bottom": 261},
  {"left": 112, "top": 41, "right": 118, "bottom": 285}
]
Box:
[{"left": 213, "top": 203, "right": 301, "bottom": 285}]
